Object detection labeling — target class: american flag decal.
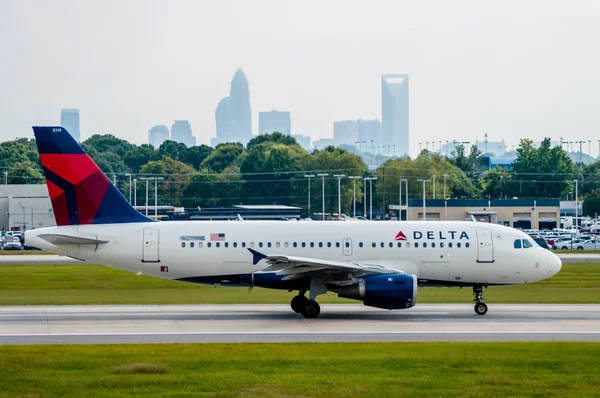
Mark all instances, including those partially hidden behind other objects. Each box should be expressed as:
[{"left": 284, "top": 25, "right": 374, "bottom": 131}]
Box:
[{"left": 210, "top": 233, "right": 225, "bottom": 241}]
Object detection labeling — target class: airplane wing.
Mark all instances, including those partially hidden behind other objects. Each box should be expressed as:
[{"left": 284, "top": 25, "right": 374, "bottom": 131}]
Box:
[
  {"left": 37, "top": 234, "right": 109, "bottom": 245},
  {"left": 247, "top": 248, "right": 403, "bottom": 277}
]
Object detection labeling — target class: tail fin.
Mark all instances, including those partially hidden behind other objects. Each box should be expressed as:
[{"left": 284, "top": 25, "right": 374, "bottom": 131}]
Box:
[{"left": 32, "top": 126, "right": 153, "bottom": 225}]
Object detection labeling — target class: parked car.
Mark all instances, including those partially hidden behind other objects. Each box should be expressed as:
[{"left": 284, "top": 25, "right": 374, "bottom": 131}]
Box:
[
  {"left": 574, "top": 239, "right": 600, "bottom": 251},
  {"left": 3, "top": 237, "right": 22, "bottom": 250},
  {"left": 554, "top": 239, "right": 587, "bottom": 250},
  {"left": 532, "top": 237, "right": 550, "bottom": 249}
]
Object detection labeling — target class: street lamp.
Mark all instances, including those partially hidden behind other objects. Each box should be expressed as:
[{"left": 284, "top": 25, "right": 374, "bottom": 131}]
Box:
[
  {"left": 113, "top": 174, "right": 117, "bottom": 186},
  {"left": 303, "top": 174, "right": 315, "bottom": 214},
  {"left": 154, "top": 177, "right": 164, "bottom": 217},
  {"left": 140, "top": 177, "right": 150, "bottom": 216},
  {"left": 417, "top": 179, "right": 431, "bottom": 221},
  {"left": 133, "top": 178, "right": 137, "bottom": 207},
  {"left": 125, "top": 173, "right": 132, "bottom": 203},
  {"left": 333, "top": 174, "right": 345, "bottom": 220},
  {"left": 348, "top": 176, "right": 361, "bottom": 218},
  {"left": 399, "top": 178, "right": 408, "bottom": 221},
  {"left": 574, "top": 179, "right": 579, "bottom": 226},
  {"left": 432, "top": 175, "right": 436, "bottom": 199},
  {"left": 317, "top": 173, "right": 328, "bottom": 220},
  {"left": 364, "top": 177, "right": 377, "bottom": 220},
  {"left": 443, "top": 174, "right": 448, "bottom": 199},
  {"left": 4, "top": 172, "right": 6, "bottom": 185}
]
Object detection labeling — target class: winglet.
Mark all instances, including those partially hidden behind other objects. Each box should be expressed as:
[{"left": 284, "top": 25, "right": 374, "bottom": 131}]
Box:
[{"left": 248, "top": 248, "right": 267, "bottom": 265}]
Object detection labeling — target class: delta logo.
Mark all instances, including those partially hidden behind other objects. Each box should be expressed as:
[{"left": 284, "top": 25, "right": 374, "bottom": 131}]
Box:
[
  {"left": 395, "top": 231, "right": 408, "bottom": 241},
  {"left": 395, "top": 230, "right": 470, "bottom": 240}
]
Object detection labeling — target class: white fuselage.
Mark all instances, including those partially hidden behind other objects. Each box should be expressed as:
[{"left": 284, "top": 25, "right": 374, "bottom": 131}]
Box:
[{"left": 25, "top": 220, "right": 561, "bottom": 287}]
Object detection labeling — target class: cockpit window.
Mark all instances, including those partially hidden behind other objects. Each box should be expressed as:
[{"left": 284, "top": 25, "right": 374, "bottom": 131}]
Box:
[
  {"left": 514, "top": 239, "right": 522, "bottom": 249},
  {"left": 523, "top": 239, "right": 534, "bottom": 248}
]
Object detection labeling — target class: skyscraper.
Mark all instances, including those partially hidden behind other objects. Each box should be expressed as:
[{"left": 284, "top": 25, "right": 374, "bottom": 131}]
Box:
[
  {"left": 381, "top": 74, "right": 409, "bottom": 156},
  {"left": 213, "top": 69, "right": 253, "bottom": 146},
  {"left": 171, "top": 120, "right": 196, "bottom": 147},
  {"left": 60, "top": 109, "right": 80, "bottom": 142},
  {"left": 333, "top": 120, "right": 359, "bottom": 147},
  {"left": 148, "top": 125, "right": 169, "bottom": 148},
  {"left": 259, "top": 111, "right": 291, "bottom": 135},
  {"left": 358, "top": 119, "right": 382, "bottom": 154}
]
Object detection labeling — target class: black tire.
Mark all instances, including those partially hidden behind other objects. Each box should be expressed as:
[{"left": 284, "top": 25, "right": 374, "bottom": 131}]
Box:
[
  {"left": 474, "top": 303, "right": 488, "bottom": 316},
  {"left": 290, "top": 295, "right": 308, "bottom": 313},
  {"left": 560, "top": 246, "right": 568, "bottom": 250},
  {"left": 301, "top": 300, "right": 321, "bottom": 318},
  {"left": 577, "top": 246, "right": 584, "bottom": 251}
]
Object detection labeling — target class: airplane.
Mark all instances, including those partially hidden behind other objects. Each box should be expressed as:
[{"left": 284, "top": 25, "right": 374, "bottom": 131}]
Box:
[{"left": 25, "top": 126, "right": 562, "bottom": 318}]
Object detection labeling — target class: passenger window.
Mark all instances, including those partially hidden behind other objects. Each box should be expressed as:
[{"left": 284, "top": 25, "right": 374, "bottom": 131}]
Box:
[
  {"left": 465, "top": 242, "right": 469, "bottom": 248},
  {"left": 336, "top": 242, "right": 340, "bottom": 248},
  {"left": 372, "top": 242, "right": 376, "bottom": 248},
  {"left": 397, "top": 242, "right": 402, "bottom": 248},
  {"left": 431, "top": 242, "right": 435, "bottom": 248},
  {"left": 190, "top": 242, "right": 195, "bottom": 248},
  {"left": 276, "top": 242, "right": 281, "bottom": 248},
  {"left": 327, "top": 242, "right": 331, "bottom": 248},
  {"left": 199, "top": 242, "right": 203, "bottom": 248},
  {"left": 380, "top": 242, "right": 384, "bottom": 248},
  {"left": 406, "top": 242, "right": 411, "bottom": 248},
  {"left": 318, "top": 242, "right": 323, "bottom": 248},
  {"left": 284, "top": 242, "right": 288, "bottom": 248},
  {"left": 259, "top": 242, "right": 263, "bottom": 248},
  {"left": 389, "top": 242, "right": 393, "bottom": 248},
  {"left": 345, "top": 242, "right": 350, "bottom": 248},
  {"left": 440, "top": 242, "right": 444, "bottom": 248},
  {"left": 302, "top": 242, "right": 306, "bottom": 247},
  {"left": 523, "top": 240, "right": 533, "bottom": 248},
  {"left": 414, "top": 242, "right": 419, "bottom": 248},
  {"left": 249, "top": 242, "right": 255, "bottom": 248},
  {"left": 207, "top": 242, "right": 212, "bottom": 248},
  {"left": 233, "top": 242, "right": 237, "bottom": 248},
  {"left": 216, "top": 242, "right": 221, "bottom": 248},
  {"left": 242, "top": 242, "right": 246, "bottom": 248},
  {"left": 359, "top": 242, "right": 363, "bottom": 248},
  {"left": 457, "top": 242, "right": 461, "bottom": 248},
  {"left": 514, "top": 239, "right": 522, "bottom": 249},
  {"left": 310, "top": 242, "right": 315, "bottom": 248},
  {"left": 181, "top": 242, "right": 186, "bottom": 248},
  {"left": 293, "top": 242, "right": 298, "bottom": 248},
  {"left": 224, "top": 242, "right": 228, "bottom": 248},
  {"left": 267, "top": 242, "right": 271, "bottom": 248},
  {"left": 448, "top": 242, "right": 452, "bottom": 248},
  {"left": 423, "top": 242, "right": 427, "bottom": 248}
]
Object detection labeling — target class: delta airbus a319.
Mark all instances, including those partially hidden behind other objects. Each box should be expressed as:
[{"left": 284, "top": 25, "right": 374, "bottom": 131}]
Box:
[{"left": 25, "top": 126, "right": 562, "bottom": 318}]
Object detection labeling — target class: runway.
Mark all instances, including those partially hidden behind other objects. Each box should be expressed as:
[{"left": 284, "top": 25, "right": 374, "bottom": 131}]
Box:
[{"left": 1, "top": 304, "right": 599, "bottom": 344}]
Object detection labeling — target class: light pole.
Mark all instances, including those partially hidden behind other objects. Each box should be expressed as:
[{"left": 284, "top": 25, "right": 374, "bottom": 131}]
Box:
[
  {"left": 133, "top": 178, "right": 137, "bottom": 207},
  {"left": 443, "top": 174, "right": 448, "bottom": 199},
  {"left": 125, "top": 173, "right": 132, "bottom": 203},
  {"left": 333, "top": 174, "right": 345, "bottom": 220},
  {"left": 304, "top": 174, "right": 315, "bottom": 214},
  {"left": 417, "top": 179, "right": 431, "bottom": 221},
  {"left": 349, "top": 176, "right": 361, "bottom": 218},
  {"left": 140, "top": 177, "right": 150, "bottom": 216},
  {"left": 3, "top": 172, "right": 6, "bottom": 185},
  {"left": 317, "top": 173, "right": 328, "bottom": 220},
  {"left": 113, "top": 174, "right": 117, "bottom": 186},
  {"left": 399, "top": 178, "right": 408, "bottom": 221},
  {"left": 432, "top": 175, "right": 436, "bottom": 199},
  {"left": 363, "top": 177, "right": 368, "bottom": 217},
  {"left": 364, "top": 177, "right": 377, "bottom": 220},
  {"left": 154, "top": 177, "right": 164, "bottom": 217},
  {"left": 574, "top": 179, "right": 579, "bottom": 226}
]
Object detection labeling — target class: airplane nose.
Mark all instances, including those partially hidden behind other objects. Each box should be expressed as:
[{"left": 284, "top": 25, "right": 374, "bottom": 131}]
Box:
[{"left": 547, "top": 251, "right": 562, "bottom": 276}]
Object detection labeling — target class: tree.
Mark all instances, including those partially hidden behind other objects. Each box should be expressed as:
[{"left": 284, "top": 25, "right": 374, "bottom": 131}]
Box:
[
  {"left": 511, "top": 138, "right": 576, "bottom": 199},
  {"left": 201, "top": 143, "right": 245, "bottom": 172},
  {"left": 158, "top": 141, "right": 188, "bottom": 161},
  {"left": 479, "top": 167, "right": 512, "bottom": 199},
  {"left": 0, "top": 141, "right": 44, "bottom": 182},
  {"left": 183, "top": 166, "right": 243, "bottom": 208},
  {"left": 246, "top": 132, "right": 297, "bottom": 151},
  {"left": 583, "top": 190, "right": 600, "bottom": 217},
  {"left": 139, "top": 156, "right": 196, "bottom": 206},
  {"left": 82, "top": 134, "right": 134, "bottom": 158},
  {"left": 181, "top": 145, "right": 214, "bottom": 170},
  {"left": 123, "top": 144, "right": 159, "bottom": 173},
  {"left": 7, "top": 160, "right": 44, "bottom": 184},
  {"left": 449, "top": 144, "right": 484, "bottom": 176}
]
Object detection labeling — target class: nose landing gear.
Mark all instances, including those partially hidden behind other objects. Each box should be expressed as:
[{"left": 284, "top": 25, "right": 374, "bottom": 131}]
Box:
[{"left": 473, "top": 285, "right": 488, "bottom": 315}]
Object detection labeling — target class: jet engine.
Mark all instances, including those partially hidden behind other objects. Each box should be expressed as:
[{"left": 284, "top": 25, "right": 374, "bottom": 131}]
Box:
[{"left": 338, "top": 273, "right": 417, "bottom": 310}]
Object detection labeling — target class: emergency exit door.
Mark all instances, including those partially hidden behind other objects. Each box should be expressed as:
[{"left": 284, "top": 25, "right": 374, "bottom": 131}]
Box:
[
  {"left": 476, "top": 228, "right": 494, "bottom": 263},
  {"left": 142, "top": 228, "right": 160, "bottom": 262}
]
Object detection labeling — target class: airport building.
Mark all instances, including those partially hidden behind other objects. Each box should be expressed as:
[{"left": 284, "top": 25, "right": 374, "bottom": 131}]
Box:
[
  {"left": 405, "top": 198, "right": 560, "bottom": 230},
  {"left": 0, "top": 185, "right": 56, "bottom": 231}
]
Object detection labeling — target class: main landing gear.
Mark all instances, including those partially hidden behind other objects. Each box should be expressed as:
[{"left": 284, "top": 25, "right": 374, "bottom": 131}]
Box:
[
  {"left": 290, "top": 291, "right": 321, "bottom": 318},
  {"left": 473, "top": 285, "right": 488, "bottom": 315}
]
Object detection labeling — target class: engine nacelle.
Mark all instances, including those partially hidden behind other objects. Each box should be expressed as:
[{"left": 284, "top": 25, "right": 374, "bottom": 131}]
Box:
[{"left": 338, "top": 273, "right": 417, "bottom": 310}]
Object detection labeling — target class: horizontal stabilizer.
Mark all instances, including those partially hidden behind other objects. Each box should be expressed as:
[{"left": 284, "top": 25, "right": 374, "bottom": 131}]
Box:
[{"left": 38, "top": 234, "right": 108, "bottom": 245}]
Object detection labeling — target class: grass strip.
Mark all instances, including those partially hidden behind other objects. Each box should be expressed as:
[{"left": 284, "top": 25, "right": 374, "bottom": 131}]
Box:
[
  {"left": 0, "top": 263, "right": 598, "bottom": 305},
  {"left": 0, "top": 343, "right": 599, "bottom": 397}
]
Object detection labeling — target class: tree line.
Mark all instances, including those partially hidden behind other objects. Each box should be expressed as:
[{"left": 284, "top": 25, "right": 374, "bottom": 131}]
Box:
[{"left": 2, "top": 132, "right": 600, "bottom": 216}]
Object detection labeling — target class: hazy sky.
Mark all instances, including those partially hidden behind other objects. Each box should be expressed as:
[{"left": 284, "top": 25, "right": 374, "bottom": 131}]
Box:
[{"left": 2, "top": 0, "right": 600, "bottom": 156}]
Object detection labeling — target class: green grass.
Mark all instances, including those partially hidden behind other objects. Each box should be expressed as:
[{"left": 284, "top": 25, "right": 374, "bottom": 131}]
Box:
[
  {"left": 0, "top": 343, "right": 599, "bottom": 397},
  {"left": 0, "top": 263, "right": 599, "bottom": 305},
  {"left": 0, "top": 250, "right": 54, "bottom": 255},
  {"left": 553, "top": 249, "right": 600, "bottom": 254}
]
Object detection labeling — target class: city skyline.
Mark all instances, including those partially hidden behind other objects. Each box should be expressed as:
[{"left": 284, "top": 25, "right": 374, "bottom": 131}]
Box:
[
  {"left": 2, "top": 1, "right": 600, "bottom": 156},
  {"left": 213, "top": 69, "right": 252, "bottom": 146}
]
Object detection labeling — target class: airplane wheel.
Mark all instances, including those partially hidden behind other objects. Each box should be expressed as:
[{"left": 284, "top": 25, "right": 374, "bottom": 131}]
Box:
[
  {"left": 301, "top": 300, "right": 321, "bottom": 318},
  {"left": 474, "top": 303, "right": 488, "bottom": 316},
  {"left": 290, "top": 295, "right": 308, "bottom": 313}
]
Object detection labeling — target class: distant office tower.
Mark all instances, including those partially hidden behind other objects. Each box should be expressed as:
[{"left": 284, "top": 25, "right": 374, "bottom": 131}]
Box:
[
  {"left": 381, "top": 74, "right": 409, "bottom": 156},
  {"left": 213, "top": 69, "right": 253, "bottom": 146},
  {"left": 148, "top": 125, "right": 170, "bottom": 148},
  {"left": 292, "top": 134, "right": 311, "bottom": 150},
  {"left": 358, "top": 119, "right": 382, "bottom": 154},
  {"left": 259, "top": 111, "right": 291, "bottom": 135},
  {"left": 313, "top": 138, "right": 334, "bottom": 150},
  {"left": 171, "top": 120, "right": 196, "bottom": 147},
  {"left": 333, "top": 120, "right": 359, "bottom": 147},
  {"left": 60, "top": 109, "right": 80, "bottom": 142}
]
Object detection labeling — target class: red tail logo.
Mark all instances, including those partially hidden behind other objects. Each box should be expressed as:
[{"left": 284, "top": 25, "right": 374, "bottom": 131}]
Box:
[{"left": 395, "top": 231, "right": 408, "bottom": 241}]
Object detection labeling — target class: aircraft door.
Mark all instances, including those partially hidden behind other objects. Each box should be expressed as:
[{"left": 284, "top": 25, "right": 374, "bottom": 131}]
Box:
[
  {"left": 342, "top": 238, "right": 352, "bottom": 256},
  {"left": 476, "top": 228, "right": 494, "bottom": 263},
  {"left": 142, "top": 228, "right": 160, "bottom": 262}
]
